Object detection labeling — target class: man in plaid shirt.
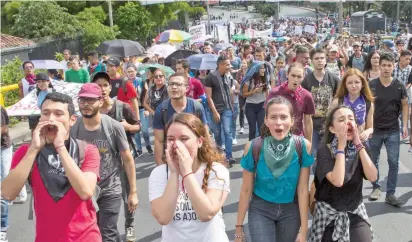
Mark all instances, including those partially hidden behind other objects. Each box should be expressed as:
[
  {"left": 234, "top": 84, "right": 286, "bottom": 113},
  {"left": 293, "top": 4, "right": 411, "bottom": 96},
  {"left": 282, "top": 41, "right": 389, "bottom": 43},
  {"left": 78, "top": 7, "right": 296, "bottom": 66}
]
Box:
[{"left": 393, "top": 50, "right": 412, "bottom": 143}]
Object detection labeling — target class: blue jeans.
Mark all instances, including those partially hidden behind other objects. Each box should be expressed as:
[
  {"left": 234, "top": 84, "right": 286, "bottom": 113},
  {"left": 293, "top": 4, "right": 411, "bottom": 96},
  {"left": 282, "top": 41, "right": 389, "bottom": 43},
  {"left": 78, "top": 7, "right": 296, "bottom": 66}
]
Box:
[
  {"left": 245, "top": 102, "right": 265, "bottom": 141},
  {"left": 1, "top": 146, "right": 13, "bottom": 231},
  {"left": 134, "top": 109, "right": 150, "bottom": 151},
  {"left": 312, "top": 130, "right": 322, "bottom": 157},
  {"left": 210, "top": 109, "right": 233, "bottom": 159},
  {"left": 370, "top": 131, "right": 400, "bottom": 195},
  {"left": 248, "top": 195, "right": 300, "bottom": 242},
  {"left": 232, "top": 103, "right": 239, "bottom": 139}
]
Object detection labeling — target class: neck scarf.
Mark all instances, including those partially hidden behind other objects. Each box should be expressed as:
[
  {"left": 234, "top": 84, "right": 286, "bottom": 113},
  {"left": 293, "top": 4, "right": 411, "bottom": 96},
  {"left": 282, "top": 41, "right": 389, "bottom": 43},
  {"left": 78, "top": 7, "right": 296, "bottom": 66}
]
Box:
[
  {"left": 263, "top": 133, "right": 294, "bottom": 179},
  {"left": 25, "top": 74, "right": 36, "bottom": 85},
  {"left": 330, "top": 136, "right": 359, "bottom": 183},
  {"left": 36, "top": 137, "right": 81, "bottom": 202},
  {"left": 280, "top": 81, "right": 304, "bottom": 104},
  {"left": 343, "top": 94, "right": 366, "bottom": 125}
]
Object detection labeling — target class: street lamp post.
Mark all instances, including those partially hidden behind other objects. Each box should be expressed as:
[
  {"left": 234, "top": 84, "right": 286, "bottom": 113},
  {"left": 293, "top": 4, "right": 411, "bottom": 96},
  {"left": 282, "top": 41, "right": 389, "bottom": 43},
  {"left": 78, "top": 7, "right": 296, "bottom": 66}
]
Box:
[{"left": 206, "top": 1, "right": 212, "bottom": 35}]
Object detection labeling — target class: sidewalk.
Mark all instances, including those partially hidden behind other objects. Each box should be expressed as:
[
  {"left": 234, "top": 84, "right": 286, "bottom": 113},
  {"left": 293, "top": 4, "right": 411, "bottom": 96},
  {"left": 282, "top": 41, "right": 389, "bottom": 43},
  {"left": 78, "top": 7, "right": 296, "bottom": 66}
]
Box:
[{"left": 9, "top": 121, "right": 31, "bottom": 146}]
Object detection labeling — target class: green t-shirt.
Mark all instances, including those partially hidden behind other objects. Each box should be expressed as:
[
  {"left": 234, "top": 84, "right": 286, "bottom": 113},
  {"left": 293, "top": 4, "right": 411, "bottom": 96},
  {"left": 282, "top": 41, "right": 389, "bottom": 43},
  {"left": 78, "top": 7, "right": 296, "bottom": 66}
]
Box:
[{"left": 65, "top": 68, "right": 90, "bottom": 83}]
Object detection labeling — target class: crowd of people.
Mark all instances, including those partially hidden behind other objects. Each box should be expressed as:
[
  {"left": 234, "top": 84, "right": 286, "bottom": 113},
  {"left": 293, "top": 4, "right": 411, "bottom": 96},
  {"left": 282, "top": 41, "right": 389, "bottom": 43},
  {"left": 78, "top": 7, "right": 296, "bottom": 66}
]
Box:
[{"left": 1, "top": 20, "right": 412, "bottom": 242}]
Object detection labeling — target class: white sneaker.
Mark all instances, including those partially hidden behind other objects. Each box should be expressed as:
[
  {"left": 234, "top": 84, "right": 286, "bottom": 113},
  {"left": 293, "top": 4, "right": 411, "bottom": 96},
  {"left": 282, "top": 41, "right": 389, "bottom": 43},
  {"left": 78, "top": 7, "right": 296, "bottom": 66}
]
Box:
[
  {"left": 239, "top": 127, "right": 244, "bottom": 134},
  {"left": 0, "top": 231, "right": 8, "bottom": 242},
  {"left": 232, "top": 139, "right": 238, "bottom": 145}
]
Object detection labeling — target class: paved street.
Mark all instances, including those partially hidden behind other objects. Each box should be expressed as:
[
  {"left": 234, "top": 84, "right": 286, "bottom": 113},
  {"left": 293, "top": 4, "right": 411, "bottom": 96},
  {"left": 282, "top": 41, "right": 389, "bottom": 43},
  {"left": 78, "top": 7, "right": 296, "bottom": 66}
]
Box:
[{"left": 6, "top": 124, "right": 412, "bottom": 242}]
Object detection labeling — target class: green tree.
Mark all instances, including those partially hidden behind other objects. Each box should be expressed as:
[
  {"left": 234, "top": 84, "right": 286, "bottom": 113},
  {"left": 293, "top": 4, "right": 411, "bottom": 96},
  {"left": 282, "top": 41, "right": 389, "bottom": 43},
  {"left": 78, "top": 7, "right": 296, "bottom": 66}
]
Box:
[
  {"left": 253, "top": 3, "right": 277, "bottom": 17},
  {"left": 115, "top": 2, "right": 155, "bottom": 42},
  {"left": 10, "top": 2, "right": 83, "bottom": 41},
  {"left": 1, "top": 1, "right": 22, "bottom": 33},
  {"left": 0, "top": 57, "right": 24, "bottom": 107},
  {"left": 75, "top": 6, "right": 119, "bottom": 53},
  {"left": 145, "top": 2, "right": 203, "bottom": 28}
]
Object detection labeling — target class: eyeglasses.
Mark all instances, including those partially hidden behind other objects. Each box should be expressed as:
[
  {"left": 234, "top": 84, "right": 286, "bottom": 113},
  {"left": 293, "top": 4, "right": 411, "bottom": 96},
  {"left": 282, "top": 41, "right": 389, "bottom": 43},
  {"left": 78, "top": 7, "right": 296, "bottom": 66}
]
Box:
[
  {"left": 154, "top": 75, "right": 164, "bottom": 79},
  {"left": 168, "top": 82, "right": 186, "bottom": 88},
  {"left": 24, "top": 66, "right": 34, "bottom": 70},
  {"left": 78, "top": 97, "right": 100, "bottom": 104}
]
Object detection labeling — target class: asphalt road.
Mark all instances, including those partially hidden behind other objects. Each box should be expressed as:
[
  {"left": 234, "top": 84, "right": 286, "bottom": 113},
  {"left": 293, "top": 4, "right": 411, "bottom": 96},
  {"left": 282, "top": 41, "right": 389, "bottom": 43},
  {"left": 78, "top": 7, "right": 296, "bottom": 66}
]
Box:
[{"left": 6, "top": 123, "right": 412, "bottom": 242}]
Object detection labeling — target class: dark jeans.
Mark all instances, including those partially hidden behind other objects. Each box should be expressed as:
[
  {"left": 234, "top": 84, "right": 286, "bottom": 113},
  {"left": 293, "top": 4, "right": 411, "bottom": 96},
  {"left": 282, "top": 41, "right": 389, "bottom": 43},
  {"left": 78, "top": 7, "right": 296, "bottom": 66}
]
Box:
[
  {"left": 121, "top": 171, "right": 135, "bottom": 229},
  {"left": 322, "top": 214, "right": 372, "bottom": 242},
  {"left": 239, "top": 96, "right": 246, "bottom": 128},
  {"left": 245, "top": 102, "right": 265, "bottom": 141},
  {"left": 97, "top": 193, "right": 122, "bottom": 242},
  {"left": 369, "top": 131, "right": 400, "bottom": 195},
  {"left": 248, "top": 195, "right": 300, "bottom": 242}
]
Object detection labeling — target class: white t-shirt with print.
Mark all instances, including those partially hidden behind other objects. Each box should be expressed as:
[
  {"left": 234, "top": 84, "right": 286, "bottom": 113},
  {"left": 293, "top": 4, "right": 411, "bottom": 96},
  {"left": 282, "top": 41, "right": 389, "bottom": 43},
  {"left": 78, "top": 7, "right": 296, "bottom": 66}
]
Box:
[{"left": 149, "top": 162, "right": 230, "bottom": 242}]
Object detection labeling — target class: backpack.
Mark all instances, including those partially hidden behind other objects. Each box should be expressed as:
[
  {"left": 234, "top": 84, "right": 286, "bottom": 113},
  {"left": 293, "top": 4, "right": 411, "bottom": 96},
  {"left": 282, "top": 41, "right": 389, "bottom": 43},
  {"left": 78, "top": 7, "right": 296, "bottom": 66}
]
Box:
[
  {"left": 251, "top": 135, "right": 303, "bottom": 203},
  {"left": 113, "top": 100, "right": 139, "bottom": 158},
  {"left": 160, "top": 98, "right": 203, "bottom": 127},
  {"left": 28, "top": 139, "right": 87, "bottom": 220}
]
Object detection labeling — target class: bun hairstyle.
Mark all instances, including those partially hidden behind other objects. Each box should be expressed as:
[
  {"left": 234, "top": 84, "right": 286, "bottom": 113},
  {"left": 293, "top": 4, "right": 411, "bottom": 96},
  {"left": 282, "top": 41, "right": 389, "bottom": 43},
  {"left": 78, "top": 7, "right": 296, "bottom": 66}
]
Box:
[
  {"left": 260, "top": 96, "right": 294, "bottom": 137},
  {"left": 164, "top": 113, "right": 225, "bottom": 191}
]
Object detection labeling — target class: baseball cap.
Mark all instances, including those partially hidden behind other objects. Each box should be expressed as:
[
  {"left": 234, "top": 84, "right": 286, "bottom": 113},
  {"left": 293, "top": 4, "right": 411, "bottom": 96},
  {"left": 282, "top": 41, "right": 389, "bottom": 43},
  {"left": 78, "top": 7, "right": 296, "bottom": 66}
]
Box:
[
  {"left": 35, "top": 73, "right": 49, "bottom": 81},
  {"left": 329, "top": 45, "right": 339, "bottom": 52},
  {"left": 107, "top": 56, "right": 120, "bottom": 67},
  {"left": 90, "top": 71, "right": 110, "bottom": 83},
  {"left": 353, "top": 42, "right": 361, "bottom": 47},
  {"left": 383, "top": 40, "right": 394, "bottom": 48},
  {"left": 78, "top": 83, "right": 102, "bottom": 98},
  {"left": 396, "top": 39, "right": 405, "bottom": 45}
]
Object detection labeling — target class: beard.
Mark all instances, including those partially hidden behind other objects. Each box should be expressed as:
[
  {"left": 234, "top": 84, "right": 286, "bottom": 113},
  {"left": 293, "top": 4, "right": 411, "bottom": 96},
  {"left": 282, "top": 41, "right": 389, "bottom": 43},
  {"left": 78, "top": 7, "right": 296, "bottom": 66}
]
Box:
[{"left": 80, "top": 107, "right": 99, "bottom": 119}]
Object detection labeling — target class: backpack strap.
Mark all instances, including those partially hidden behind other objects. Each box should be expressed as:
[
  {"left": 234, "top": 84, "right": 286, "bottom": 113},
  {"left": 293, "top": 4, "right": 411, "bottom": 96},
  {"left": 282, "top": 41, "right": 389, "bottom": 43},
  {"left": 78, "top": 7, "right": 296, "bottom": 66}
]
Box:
[
  {"left": 292, "top": 135, "right": 303, "bottom": 167},
  {"left": 190, "top": 98, "right": 203, "bottom": 119},
  {"left": 252, "top": 136, "right": 264, "bottom": 170},
  {"left": 121, "top": 78, "right": 129, "bottom": 95},
  {"left": 101, "top": 114, "right": 117, "bottom": 156},
  {"left": 114, "top": 100, "right": 124, "bottom": 122},
  {"left": 160, "top": 99, "right": 170, "bottom": 127}
]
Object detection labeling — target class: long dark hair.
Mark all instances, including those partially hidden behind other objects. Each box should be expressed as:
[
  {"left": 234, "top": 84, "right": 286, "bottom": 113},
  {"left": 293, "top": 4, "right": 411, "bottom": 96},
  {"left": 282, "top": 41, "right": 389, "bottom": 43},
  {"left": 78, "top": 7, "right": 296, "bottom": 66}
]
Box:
[
  {"left": 323, "top": 105, "right": 355, "bottom": 144},
  {"left": 408, "top": 37, "right": 412, "bottom": 51},
  {"left": 260, "top": 96, "right": 294, "bottom": 137},
  {"left": 363, "top": 50, "right": 380, "bottom": 73}
]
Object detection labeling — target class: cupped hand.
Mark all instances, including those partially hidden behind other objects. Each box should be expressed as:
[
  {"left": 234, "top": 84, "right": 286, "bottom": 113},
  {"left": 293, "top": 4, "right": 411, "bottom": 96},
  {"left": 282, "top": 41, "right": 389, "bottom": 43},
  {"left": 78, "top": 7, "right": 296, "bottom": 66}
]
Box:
[{"left": 174, "top": 140, "right": 194, "bottom": 176}]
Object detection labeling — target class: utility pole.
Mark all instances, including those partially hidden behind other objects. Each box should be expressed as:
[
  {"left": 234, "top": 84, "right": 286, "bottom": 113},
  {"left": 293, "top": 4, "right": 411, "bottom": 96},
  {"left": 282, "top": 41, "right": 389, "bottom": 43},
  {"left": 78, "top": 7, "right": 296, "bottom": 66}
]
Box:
[
  {"left": 338, "top": 0, "right": 344, "bottom": 34},
  {"left": 206, "top": 1, "right": 211, "bottom": 34},
  {"left": 396, "top": 0, "right": 400, "bottom": 24},
  {"left": 108, "top": 0, "right": 113, "bottom": 27}
]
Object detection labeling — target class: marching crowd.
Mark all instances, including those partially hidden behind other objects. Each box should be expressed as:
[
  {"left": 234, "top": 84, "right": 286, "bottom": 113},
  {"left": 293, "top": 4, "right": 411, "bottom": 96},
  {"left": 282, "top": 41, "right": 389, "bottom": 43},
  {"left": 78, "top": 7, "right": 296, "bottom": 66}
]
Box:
[{"left": 1, "top": 29, "right": 412, "bottom": 242}]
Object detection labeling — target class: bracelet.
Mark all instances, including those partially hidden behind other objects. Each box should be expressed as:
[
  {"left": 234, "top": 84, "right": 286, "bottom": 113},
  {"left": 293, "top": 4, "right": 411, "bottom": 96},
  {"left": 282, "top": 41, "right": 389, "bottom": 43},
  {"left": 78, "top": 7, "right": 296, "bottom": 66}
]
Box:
[
  {"left": 335, "top": 150, "right": 345, "bottom": 156},
  {"left": 181, "top": 172, "right": 194, "bottom": 192},
  {"left": 55, "top": 144, "right": 65, "bottom": 151},
  {"left": 356, "top": 144, "right": 365, "bottom": 152},
  {"left": 235, "top": 224, "right": 244, "bottom": 228},
  {"left": 234, "top": 233, "right": 245, "bottom": 238}
]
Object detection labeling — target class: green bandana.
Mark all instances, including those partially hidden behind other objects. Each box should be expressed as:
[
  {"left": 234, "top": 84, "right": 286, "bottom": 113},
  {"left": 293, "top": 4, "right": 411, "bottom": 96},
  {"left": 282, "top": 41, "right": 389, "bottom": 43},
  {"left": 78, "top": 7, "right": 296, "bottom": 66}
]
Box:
[{"left": 263, "top": 133, "right": 294, "bottom": 179}]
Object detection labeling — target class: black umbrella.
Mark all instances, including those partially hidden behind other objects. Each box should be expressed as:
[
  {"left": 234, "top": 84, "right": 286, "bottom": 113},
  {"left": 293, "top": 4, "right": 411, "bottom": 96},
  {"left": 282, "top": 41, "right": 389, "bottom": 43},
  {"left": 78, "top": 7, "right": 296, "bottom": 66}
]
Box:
[
  {"left": 164, "top": 50, "right": 198, "bottom": 68},
  {"left": 96, "top": 39, "right": 145, "bottom": 57}
]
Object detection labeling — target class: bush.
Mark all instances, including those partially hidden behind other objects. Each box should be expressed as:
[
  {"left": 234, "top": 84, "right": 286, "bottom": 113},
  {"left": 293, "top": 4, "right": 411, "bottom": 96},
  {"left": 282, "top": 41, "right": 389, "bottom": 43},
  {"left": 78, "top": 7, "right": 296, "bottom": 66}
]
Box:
[{"left": 0, "top": 56, "right": 24, "bottom": 107}]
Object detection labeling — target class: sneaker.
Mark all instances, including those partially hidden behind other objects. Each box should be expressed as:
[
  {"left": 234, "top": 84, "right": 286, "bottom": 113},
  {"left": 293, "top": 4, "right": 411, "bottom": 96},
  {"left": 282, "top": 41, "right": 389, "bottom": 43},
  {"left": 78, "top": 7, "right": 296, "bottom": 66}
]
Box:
[
  {"left": 232, "top": 139, "right": 238, "bottom": 145},
  {"left": 239, "top": 127, "right": 244, "bottom": 134},
  {"left": 125, "top": 227, "right": 136, "bottom": 242},
  {"left": 136, "top": 149, "right": 143, "bottom": 158},
  {"left": 409, "top": 146, "right": 412, "bottom": 153},
  {"left": 224, "top": 160, "right": 233, "bottom": 168},
  {"left": 228, "top": 158, "right": 236, "bottom": 166},
  {"left": 385, "top": 194, "right": 406, "bottom": 207},
  {"left": 146, "top": 145, "right": 154, "bottom": 156},
  {"left": 0, "top": 231, "right": 8, "bottom": 242},
  {"left": 368, "top": 188, "right": 381, "bottom": 201}
]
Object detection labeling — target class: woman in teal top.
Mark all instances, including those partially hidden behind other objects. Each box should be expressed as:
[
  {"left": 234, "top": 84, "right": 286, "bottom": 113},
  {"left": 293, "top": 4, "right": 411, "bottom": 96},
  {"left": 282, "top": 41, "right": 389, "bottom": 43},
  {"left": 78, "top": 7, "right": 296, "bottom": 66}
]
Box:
[{"left": 234, "top": 96, "right": 314, "bottom": 242}]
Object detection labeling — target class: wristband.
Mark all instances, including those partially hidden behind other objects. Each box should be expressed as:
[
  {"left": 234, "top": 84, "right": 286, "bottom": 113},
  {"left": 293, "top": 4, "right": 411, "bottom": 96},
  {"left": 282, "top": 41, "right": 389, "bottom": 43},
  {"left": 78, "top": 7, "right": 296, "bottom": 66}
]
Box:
[
  {"left": 335, "top": 150, "right": 345, "bottom": 156},
  {"left": 235, "top": 225, "right": 244, "bottom": 228}
]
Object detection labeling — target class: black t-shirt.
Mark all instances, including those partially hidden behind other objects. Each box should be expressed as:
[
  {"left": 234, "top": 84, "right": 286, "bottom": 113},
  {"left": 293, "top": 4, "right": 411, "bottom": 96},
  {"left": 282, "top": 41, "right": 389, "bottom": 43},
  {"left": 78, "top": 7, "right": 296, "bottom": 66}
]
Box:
[
  {"left": 302, "top": 71, "right": 340, "bottom": 132},
  {"left": 204, "top": 72, "right": 231, "bottom": 113},
  {"left": 369, "top": 78, "right": 408, "bottom": 134},
  {"left": 1, "top": 106, "right": 11, "bottom": 149},
  {"left": 315, "top": 144, "right": 364, "bottom": 211}
]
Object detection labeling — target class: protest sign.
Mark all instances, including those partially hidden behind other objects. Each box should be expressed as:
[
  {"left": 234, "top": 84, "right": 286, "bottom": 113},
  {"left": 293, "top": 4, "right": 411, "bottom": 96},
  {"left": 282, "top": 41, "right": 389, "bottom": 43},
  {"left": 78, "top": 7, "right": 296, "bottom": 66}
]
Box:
[{"left": 189, "top": 24, "right": 206, "bottom": 44}]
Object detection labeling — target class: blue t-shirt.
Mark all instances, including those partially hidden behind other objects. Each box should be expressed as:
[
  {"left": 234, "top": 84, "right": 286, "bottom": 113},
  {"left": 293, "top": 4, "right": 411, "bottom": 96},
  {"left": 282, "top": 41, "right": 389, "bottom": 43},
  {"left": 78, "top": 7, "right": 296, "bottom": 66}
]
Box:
[
  {"left": 153, "top": 98, "right": 207, "bottom": 130},
  {"left": 240, "top": 138, "right": 314, "bottom": 204},
  {"left": 230, "top": 57, "right": 241, "bottom": 71}
]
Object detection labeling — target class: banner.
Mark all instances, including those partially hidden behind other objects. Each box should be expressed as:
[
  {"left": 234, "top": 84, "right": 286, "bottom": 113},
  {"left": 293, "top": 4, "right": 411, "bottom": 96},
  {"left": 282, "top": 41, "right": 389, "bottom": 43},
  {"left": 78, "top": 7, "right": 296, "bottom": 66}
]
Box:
[
  {"left": 245, "top": 28, "right": 255, "bottom": 38},
  {"left": 294, "top": 26, "right": 303, "bottom": 35},
  {"left": 255, "top": 28, "right": 273, "bottom": 38},
  {"left": 229, "top": 21, "right": 236, "bottom": 36},
  {"left": 189, "top": 24, "right": 206, "bottom": 44},
  {"left": 304, "top": 25, "right": 316, "bottom": 34},
  {"left": 217, "top": 25, "right": 229, "bottom": 43},
  {"left": 7, "top": 80, "right": 82, "bottom": 116}
]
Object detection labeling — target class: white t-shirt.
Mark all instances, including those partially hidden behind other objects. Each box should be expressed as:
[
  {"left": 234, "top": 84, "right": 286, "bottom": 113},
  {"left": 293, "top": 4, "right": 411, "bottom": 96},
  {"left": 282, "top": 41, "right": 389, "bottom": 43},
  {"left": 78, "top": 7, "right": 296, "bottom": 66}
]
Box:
[{"left": 149, "top": 162, "right": 230, "bottom": 242}]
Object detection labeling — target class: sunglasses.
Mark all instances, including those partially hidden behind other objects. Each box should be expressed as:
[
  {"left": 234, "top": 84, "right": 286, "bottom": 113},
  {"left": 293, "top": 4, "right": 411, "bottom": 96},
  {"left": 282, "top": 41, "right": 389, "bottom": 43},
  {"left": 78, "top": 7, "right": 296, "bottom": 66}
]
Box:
[{"left": 154, "top": 75, "right": 164, "bottom": 78}]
